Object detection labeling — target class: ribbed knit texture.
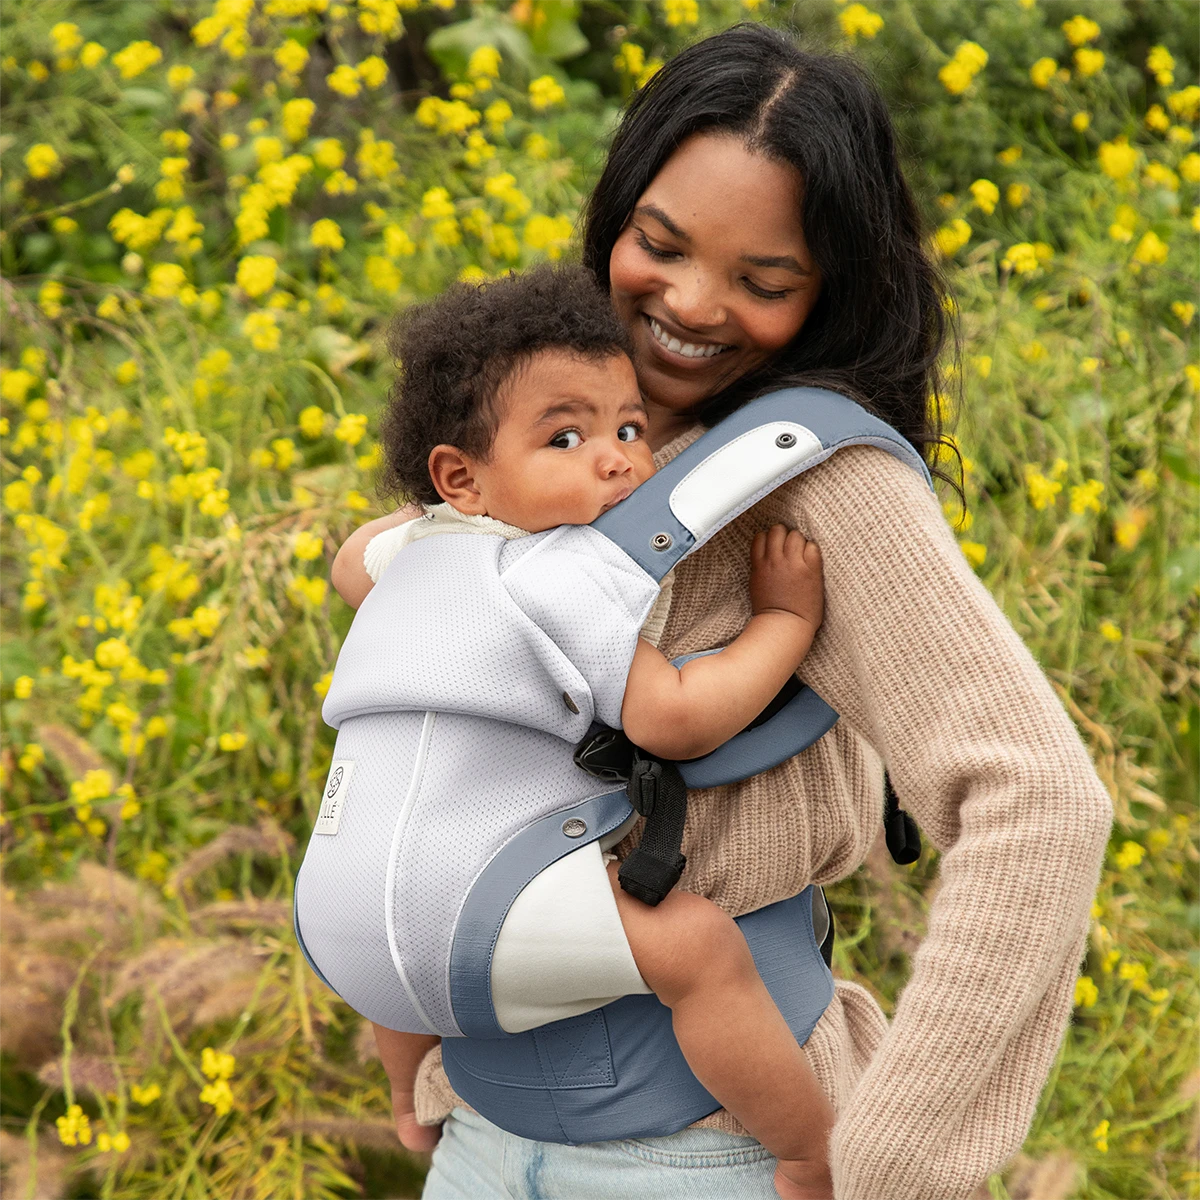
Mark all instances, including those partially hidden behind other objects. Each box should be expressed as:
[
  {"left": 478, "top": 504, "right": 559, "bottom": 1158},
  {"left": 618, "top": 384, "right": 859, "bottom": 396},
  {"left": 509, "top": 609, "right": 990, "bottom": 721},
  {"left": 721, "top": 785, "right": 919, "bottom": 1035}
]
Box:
[{"left": 411, "top": 430, "right": 1113, "bottom": 1200}]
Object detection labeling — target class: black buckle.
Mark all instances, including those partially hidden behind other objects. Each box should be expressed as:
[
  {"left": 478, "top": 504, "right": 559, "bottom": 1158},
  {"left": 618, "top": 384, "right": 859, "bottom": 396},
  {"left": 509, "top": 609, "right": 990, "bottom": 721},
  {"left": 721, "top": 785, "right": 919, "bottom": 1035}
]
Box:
[{"left": 573, "top": 725, "right": 635, "bottom": 783}]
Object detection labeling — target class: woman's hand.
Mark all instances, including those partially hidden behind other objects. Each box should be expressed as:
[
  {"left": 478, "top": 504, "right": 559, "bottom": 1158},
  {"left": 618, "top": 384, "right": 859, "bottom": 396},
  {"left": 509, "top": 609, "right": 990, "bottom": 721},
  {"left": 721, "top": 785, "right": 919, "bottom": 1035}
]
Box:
[{"left": 750, "top": 524, "right": 824, "bottom": 633}]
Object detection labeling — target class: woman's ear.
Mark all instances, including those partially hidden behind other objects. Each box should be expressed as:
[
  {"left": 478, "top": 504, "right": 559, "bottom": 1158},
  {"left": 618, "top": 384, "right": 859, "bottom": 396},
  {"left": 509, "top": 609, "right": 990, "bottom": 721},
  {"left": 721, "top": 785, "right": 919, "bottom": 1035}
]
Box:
[{"left": 427, "top": 444, "right": 487, "bottom": 514}]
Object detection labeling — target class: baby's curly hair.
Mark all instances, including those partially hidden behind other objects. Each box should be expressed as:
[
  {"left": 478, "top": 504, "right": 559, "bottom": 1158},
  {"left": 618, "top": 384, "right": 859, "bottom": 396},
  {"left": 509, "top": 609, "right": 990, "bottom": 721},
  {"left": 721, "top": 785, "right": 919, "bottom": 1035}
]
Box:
[{"left": 378, "top": 264, "right": 634, "bottom": 507}]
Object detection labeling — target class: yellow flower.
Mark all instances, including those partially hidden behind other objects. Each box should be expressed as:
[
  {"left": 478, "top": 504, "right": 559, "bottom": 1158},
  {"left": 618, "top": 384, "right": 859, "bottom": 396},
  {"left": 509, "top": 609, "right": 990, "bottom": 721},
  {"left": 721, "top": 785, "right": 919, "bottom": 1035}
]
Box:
[
  {"left": 1179, "top": 153, "right": 1200, "bottom": 183},
  {"left": 1, "top": 368, "right": 38, "bottom": 403},
  {"left": 1071, "top": 111, "right": 1091, "bottom": 132},
  {"left": 663, "top": 0, "right": 699, "bottom": 26},
  {"left": 201, "top": 1046, "right": 236, "bottom": 1080},
  {"left": 1171, "top": 300, "right": 1195, "bottom": 325},
  {"left": 960, "top": 541, "right": 987, "bottom": 569},
  {"left": 242, "top": 311, "right": 280, "bottom": 352},
  {"left": 13, "top": 675, "right": 34, "bottom": 699},
  {"left": 1098, "top": 619, "right": 1123, "bottom": 642},
  {"left": 1146, "top": 45, "right": 1175, "bottom": 85},
  {"left": 969, "top": 179, "right": 999, "bottom": 215},
  {"left": 365, "top": 255, "right": 401, "bottom": 293},
  {"left": 326, "top": 63, "right": 360, "bottom": 97},
  {"left": 310, "top": 219, "right": 345, "bottom": 251},
  {"left": 523, "top": 214, "right": 573, "bottom": 259},
  {"left": 146, "top": 263, "right": 187, "bottom": 299},
  {"left": 200, "top": 1078, "right": 234, "bottom": 1116},
  {"left": 528, "top": 74, "right": 565, "bottom": 111},
  {"left": 282, "top": 97, "right": 316, "bottom": 143},
  {"left": 1074, "top": 975, "right": 1099, "bottom": 1007},
  {"left": 1091, "top": 1116, "right": 1111, "bottom": 1153},
  {"left": 468, "top": 45, "right": 501, "bottom": 84},
  {"left": 942, "top": 43, "right": 987, "bottom": 98},
  {"left": 313, "top": 138, "right": 346, "bottom": 171},
  {"left": 294, "top": 530, "right": 325, "bottom": 560},
  {"left": 1098, "top": 136, "right": 1137, "bottom": 179},
  {"left": 1167, "top": 86, "right": 1200, "bottom": 122},
  {"left": 56, "top": 1104, "right": 92, "bottom": 1147},
  {"left": 1006, "top": 182, "right": 1030, "bottom": 207},
  {"left": 1069, "top": 479, "right": 1104, "bottom": 514},
  {"left": 1113, "top": 839, "right": 1145, "bottom": 869},
  {"left": 484, "top": 99, "right": 513, "bottom": 133},
  {"left": 18, "top": 743, "right": 45, "bottom": 773},
  {"left": 1061, "top": 15, "right": 1100, "bottom": 46},
  {"left": 1072, "top": 47, "right": 1103, "bottom": 78},
  {"left": 51, "top": 22, "right": 83, "bottom": 53},
  {"left": 218, "top": 731, "right": 247, "bottom": 752},
  {"left": 236, "top": 255, "right": 278, "bottom": 298},
  {"left": 335, "top": 413, "right": 369, "bottom": 445},
  {"left": 25, "top": 142, "right": 63, "bottom": 179},
  {"left": 1079, "top": 357, "right": 1100, "bottom": 374},
  {"left": 288, "top": 575, "right": 327, "bottom": 607},
  {"left": 78, "top": 41, "right": 106, "bottom": 67},
  {"left": 357, "top": 55, "right": 388, "bottom": 89},
  {"left": 1132, "top": 231, "right": 1168, "bottom": 266},
  {"left": 997, "top": 144, "right": 1022, "bottom": 165},
  {"left": 1030, "top": 57, "right": 1057, "bottom": 89},
  {"left": 1145, "top": 104, "right": 1171, "bottom": 133},
  {"left": 167, "top": 64, "right": 195, "bottom": 91},
  {"left": 1002, "top": 242, "right": 1040, "bottom": 274},
  {"left": 112, "top": 40, "right": 162, "bottom": 79},
  {"left": 1143, "top": 161, "right": 1179, "bottom": 190},
  {"left": 299, "top": 406, "right": 327, "bottom": 439},
  {"left": 314, "top": 670, "right": 333, "bottom": 698},
  {"left": 274, "top": 38, "right": 309, "bottom": 75},
  {"left": 933, "top": 218, "right": 971, "bottom": 257},
  {"left": 1024, "top": 465, "right": 1062, "bottom": 510},
  {"left": 421, "top": 186, "right": 456, "bottom": 219},
  {"left": 384, "top": 224, "right": 415, "bottom": 257},
  {"left": 839, "top": 4, "right": 883, "bottom": 40}
]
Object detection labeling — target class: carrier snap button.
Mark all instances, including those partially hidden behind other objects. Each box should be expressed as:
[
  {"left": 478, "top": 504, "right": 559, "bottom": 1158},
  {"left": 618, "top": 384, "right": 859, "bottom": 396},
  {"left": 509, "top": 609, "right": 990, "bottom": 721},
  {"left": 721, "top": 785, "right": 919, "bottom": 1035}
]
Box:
[
  {"left": 775, "top": 432, "right": 797, "bottom": 449},
  {"left": 650, "top": 532, "right": 672, "bottom": 551},
  {"left": 562, "top": 692, "right": 580, "bottom": 714},
  {"left": 562, "top": 818, "right": 587, "bottom": 838}
]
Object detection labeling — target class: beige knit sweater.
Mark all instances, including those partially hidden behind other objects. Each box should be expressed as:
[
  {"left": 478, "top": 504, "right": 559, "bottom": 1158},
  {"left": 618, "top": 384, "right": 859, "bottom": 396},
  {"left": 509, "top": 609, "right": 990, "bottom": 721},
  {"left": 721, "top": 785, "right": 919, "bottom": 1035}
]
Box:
[{"left": 411, "top": 429, "right": 1113, "bottom": 1200}]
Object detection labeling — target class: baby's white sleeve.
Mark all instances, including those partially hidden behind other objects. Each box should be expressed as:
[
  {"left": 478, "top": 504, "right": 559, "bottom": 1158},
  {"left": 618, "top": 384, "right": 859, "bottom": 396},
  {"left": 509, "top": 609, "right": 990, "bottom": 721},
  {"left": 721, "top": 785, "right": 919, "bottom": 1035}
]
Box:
[{"left": 363, "top": 523, "right": 416, "bottom": 583}]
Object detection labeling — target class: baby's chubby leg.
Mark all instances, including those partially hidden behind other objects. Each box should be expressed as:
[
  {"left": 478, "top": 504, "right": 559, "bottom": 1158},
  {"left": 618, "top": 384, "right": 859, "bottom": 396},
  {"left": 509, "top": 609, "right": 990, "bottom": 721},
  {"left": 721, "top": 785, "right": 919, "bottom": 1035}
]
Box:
[{"left": 605, "top": 860, "right": 836, "bottom": 1200}]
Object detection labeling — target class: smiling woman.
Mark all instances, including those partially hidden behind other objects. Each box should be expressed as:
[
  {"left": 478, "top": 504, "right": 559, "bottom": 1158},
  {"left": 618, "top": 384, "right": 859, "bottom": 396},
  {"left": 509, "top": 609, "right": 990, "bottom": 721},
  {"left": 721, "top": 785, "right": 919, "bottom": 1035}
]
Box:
[{"left": 607, "top": 134, "right": 823, "bottom": 439}]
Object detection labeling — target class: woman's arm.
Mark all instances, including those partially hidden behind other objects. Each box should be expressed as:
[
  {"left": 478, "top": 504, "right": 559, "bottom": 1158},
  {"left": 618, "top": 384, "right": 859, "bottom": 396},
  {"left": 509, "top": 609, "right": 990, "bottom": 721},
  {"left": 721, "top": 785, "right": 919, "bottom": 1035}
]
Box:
[
  {"left": 330, "top": 505, "right": 420, "bottom": 608},
  {"left": 622, "top": 525, "right": 823, "bottom": 760},
  {"left": 760, "top": 446, "right": 1112, "bottom": 1200}
]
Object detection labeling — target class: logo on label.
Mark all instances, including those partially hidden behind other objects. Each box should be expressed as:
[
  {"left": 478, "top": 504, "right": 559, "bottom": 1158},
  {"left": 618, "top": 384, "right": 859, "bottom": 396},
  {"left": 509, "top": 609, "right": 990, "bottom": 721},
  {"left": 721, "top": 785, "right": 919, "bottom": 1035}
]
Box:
[{"left": 315, "top": 760, "right": 354, "bottom": 836}]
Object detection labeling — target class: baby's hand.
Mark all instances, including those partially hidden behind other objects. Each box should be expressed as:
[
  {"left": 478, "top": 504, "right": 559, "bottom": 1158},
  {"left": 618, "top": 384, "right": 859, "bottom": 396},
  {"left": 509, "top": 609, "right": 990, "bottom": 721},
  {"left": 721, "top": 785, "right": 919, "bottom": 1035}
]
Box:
[{"left": 749, "top": 525, "right": 824, "bottom": 631}]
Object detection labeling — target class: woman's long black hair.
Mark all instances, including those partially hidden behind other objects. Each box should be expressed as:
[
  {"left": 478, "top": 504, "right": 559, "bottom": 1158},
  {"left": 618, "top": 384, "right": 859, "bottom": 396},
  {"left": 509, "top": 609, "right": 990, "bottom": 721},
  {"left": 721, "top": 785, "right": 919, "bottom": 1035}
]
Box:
[{"left": 582, "top": 22, "right": 960, "bottom": 488}]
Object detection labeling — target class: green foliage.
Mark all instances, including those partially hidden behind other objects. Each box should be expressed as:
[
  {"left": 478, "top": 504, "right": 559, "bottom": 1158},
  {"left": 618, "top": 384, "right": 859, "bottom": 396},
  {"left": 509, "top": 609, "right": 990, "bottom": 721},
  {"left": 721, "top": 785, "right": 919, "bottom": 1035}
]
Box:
[{"left": 0, "top": 1, "right": 1196, "bottom": 1197}]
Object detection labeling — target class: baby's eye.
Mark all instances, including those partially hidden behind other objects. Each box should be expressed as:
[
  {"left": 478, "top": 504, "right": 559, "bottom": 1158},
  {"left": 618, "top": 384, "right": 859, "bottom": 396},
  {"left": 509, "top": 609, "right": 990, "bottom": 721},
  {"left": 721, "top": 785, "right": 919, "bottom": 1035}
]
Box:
[
  {"left": 549, "top": 429, "right": 582, "bottom": 449},
  {"left": 617, "top": 422, "right": 642, "bottom": 443}
]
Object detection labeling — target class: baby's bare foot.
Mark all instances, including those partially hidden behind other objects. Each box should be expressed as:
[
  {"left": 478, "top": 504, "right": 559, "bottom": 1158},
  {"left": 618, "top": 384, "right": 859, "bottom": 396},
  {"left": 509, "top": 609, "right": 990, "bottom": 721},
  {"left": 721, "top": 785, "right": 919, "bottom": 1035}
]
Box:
[{"left": 774, "top": 1156, "right": 834, "bottom": 1200}]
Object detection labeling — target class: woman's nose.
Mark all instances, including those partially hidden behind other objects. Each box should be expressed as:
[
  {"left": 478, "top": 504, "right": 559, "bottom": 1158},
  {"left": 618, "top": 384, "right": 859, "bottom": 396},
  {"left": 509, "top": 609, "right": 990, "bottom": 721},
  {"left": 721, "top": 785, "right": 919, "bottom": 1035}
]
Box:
[{"left": 663, "top": 266, "right": 727, "bottom": 331}]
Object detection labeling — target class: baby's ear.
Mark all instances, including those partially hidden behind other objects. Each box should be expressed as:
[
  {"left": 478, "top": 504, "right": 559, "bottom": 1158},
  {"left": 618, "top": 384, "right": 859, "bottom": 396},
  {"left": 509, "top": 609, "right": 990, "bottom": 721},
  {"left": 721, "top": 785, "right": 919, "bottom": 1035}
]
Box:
[{"left": 427, "top": 444, "right": 486, "bottom": 514}]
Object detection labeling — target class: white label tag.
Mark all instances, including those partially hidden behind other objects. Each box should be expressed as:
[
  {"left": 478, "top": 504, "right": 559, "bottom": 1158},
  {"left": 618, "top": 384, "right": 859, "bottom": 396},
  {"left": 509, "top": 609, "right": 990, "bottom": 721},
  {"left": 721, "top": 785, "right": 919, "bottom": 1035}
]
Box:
[{"left": 315, "top": 760, "right": 354, "bottom": 835}]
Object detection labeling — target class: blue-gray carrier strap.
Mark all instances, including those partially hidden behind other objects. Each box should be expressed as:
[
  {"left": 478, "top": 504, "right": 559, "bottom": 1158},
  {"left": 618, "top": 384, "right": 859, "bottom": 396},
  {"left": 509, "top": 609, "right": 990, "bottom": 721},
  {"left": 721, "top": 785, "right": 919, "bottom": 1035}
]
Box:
[{"left": 590, "top": 386, "right": 930, "bottom": 900}]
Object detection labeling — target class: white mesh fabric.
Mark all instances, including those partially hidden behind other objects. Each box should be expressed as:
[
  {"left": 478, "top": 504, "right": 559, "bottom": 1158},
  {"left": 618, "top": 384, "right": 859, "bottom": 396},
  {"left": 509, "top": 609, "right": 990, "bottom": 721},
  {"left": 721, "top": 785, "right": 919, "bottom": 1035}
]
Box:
[
  {"left": 392, "top": 712, "right": 613, "bottom": 1035},
  {"left": 295, "top": 710, "right": 433, "bottom": 1031},
  {"left": 322, "top": 535, "right": 599, "bottom": 741},
  {"left": 500, "top": 526, "right": 660, "bottom": 729}
]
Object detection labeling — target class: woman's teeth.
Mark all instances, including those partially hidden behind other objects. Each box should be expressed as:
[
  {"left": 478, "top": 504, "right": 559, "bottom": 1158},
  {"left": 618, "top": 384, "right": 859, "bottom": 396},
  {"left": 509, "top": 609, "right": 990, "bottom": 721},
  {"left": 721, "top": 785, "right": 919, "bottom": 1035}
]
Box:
[{"left": 648, "top": 317, "right": 730, "bottom": 359}]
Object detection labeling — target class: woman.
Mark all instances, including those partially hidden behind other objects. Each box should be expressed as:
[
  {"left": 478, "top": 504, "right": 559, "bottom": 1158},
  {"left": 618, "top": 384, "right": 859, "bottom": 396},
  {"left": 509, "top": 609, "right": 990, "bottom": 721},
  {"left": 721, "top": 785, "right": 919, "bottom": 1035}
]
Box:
[{"left": 332, "top": 24, "right": 1112, "bottom": 1200}]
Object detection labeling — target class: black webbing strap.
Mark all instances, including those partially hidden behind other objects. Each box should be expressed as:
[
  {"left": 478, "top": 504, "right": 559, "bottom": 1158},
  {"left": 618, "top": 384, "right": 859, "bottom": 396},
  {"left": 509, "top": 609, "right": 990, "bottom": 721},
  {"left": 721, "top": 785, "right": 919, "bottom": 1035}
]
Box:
[
  {"left": 883, "top": 772, "right": 921, "bottom": 864},
  {"left": 617, "top": 750, "right": 688, "bottom": 906}
]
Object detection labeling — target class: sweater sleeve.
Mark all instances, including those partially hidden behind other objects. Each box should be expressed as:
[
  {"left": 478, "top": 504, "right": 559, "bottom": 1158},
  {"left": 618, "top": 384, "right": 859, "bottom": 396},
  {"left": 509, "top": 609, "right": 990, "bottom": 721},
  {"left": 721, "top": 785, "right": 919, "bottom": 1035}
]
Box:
[{"left": 778, "top": 446, "right": 1112, "bottom": 1200}]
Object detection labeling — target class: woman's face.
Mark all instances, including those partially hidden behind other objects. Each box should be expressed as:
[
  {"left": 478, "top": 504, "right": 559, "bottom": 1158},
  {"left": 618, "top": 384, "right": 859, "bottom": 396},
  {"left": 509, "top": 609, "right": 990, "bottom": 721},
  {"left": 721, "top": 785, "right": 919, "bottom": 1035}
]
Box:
[{"left": 609, "top": 132, "right": 822, "bottom": 430}]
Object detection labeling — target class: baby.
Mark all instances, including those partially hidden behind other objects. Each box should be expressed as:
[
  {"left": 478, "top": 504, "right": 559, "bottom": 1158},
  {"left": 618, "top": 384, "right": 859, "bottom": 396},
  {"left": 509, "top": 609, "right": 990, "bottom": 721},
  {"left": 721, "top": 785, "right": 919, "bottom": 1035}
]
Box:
[{"left": 334, "top": 265, "right": 833, "bottom": 1200}]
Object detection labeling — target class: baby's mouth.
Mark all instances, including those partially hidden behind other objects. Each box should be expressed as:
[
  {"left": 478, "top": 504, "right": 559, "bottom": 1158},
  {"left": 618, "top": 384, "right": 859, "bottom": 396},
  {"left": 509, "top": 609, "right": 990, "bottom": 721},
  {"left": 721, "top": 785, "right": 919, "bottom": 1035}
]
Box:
[{"left": 646, "top": 315, "right": 734, "bottom": 360}]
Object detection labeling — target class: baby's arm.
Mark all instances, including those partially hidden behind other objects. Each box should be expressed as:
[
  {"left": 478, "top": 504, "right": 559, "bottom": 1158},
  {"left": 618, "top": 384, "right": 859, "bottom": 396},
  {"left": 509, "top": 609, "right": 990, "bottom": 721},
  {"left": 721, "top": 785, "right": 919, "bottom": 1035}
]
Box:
[
  {"left": 371, "top": 1022, "right": 443, "bottom": 1152},
  {"left": 331, "top": 506, "right": 420, "bottom": 608},
  {"left": 621, "top": 525, "right": 823, "bottom": 761}
]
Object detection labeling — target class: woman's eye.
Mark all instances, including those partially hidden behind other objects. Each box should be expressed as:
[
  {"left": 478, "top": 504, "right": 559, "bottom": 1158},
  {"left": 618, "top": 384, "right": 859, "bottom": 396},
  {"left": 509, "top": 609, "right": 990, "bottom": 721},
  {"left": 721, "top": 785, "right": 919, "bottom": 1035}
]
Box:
[
  {"left": 617, "top": 423, "right": 642, "bottom": 443},
  {"left": 635, "top": 230, "right": 678, "bottom": 261},
  {"left": 549, "top": 429, "right": 582, "bottom": 449},
  {"left": 744, "top": 279, "right": 792, "bottom": 301}
]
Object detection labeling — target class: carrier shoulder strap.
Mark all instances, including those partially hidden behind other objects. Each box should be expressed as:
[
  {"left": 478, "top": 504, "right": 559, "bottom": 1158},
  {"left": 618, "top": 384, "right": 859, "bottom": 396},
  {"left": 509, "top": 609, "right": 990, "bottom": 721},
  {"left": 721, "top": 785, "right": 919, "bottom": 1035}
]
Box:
[{"left": 591, "top": 387, "right": 930, "bottom": 878}]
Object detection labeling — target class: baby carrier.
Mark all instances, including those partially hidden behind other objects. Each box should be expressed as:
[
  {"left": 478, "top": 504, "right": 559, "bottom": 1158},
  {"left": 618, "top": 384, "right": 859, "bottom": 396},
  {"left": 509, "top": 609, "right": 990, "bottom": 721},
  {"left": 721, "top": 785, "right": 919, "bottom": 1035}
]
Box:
[{"left": 294, "top": 386, "right": 929, "bottom": 1144}]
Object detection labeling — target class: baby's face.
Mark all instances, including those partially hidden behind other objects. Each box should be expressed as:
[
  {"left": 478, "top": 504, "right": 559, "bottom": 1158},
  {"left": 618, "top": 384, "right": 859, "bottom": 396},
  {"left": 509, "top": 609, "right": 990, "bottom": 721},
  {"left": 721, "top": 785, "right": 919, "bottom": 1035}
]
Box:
[{"left": 467, "top": 349, "right": 655, "bottom": 532}]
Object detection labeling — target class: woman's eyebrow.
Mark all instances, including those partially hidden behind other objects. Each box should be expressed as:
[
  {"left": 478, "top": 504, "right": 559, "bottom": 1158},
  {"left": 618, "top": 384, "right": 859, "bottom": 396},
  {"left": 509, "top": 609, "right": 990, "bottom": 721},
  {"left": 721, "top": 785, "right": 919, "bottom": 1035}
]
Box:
[
  {"left": 635, "top": 204, "right": 688, "bottom": 240},
  {"left": 740, "top": 253, "right": 811, "bottom": 276}
]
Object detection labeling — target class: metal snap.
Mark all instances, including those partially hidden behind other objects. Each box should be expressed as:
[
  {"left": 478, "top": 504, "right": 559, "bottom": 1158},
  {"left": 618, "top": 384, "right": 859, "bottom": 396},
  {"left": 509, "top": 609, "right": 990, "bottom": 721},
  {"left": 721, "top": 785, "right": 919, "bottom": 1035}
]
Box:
[
  {"left": 562, "top": 692, "right": 580, "bottom": 714},
  {"left": 561, "top": 818, "right": 587, "bottom": 838},
  {"left": 650, "top": 532, "right": 672, "bottom": 551},
  {"left": 775, "top": 432, "right": 797, "bottom": 449}
]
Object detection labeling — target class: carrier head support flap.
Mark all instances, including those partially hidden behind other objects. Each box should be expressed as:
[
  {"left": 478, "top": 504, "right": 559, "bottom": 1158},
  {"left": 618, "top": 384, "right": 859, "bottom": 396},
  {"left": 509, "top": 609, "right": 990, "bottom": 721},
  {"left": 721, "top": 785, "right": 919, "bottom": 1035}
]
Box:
[{"left": 293, "top": 387, "right": 931, "bottom": 1041}]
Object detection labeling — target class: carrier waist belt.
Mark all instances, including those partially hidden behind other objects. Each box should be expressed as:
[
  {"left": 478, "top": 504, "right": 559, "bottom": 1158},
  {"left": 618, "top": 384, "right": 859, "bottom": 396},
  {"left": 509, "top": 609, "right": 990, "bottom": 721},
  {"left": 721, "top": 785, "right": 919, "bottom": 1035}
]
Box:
[{"left": 440, "top": 886, "right": 833, "bottom": 1145}]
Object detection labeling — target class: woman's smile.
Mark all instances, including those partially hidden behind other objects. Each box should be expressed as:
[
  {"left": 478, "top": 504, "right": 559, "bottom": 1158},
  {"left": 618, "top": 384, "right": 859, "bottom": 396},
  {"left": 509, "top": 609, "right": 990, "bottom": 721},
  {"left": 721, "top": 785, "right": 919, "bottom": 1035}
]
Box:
[{"left": 644, "top": 313, "right": 734, "bottom": 361}]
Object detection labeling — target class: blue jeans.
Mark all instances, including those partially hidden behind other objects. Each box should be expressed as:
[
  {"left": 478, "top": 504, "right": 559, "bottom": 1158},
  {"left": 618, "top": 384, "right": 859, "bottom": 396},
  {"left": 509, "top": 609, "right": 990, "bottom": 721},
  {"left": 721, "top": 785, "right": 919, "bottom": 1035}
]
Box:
[{"left": 421, "top": 1106, "right": 779, "bottom": 1199}]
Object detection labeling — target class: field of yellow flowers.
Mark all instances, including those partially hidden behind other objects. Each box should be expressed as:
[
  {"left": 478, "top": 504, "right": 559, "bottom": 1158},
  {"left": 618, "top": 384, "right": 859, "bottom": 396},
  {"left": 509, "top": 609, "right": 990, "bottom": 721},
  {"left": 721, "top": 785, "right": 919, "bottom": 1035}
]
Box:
[{"left": 0, "top": 1, "right": 1196, "bottom": 1197}]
